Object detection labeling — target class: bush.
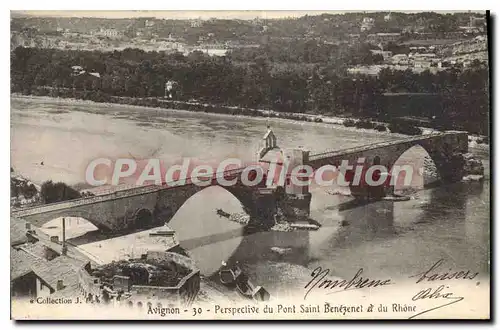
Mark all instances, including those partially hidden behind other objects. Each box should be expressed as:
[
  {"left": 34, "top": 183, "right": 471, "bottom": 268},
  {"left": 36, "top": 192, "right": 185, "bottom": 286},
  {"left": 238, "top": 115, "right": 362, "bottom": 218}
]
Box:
[
  {"left": 23, "top": 184, "right": 38, "bottom": 199},
  {"left": 11, "top": 177, "right": 38, "bottom": 199},
  {"left": 343, "top": 119, "right": 356, "bottom": 127},
  {"left": 355, "top": 119, "right": 376, "bottom": 129},
  {"left": 388, "top": 120, "right": 423, "bottom": 135},
  {"left": 40, "top": 180, "right": 81, "bottom": 204}
]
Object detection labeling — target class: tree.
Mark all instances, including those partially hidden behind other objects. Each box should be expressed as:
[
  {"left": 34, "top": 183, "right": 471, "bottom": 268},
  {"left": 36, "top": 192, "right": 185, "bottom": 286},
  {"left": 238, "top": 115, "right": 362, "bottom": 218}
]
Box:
[{"left": 40, "top": 180, "right": 81, "bottom": 204}]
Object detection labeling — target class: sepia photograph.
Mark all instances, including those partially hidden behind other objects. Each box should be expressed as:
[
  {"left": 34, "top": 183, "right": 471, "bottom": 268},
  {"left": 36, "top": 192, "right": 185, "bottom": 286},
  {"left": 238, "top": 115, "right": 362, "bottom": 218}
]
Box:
[{"left": 9, "top": 9, "right": 491, "bottom": 320}]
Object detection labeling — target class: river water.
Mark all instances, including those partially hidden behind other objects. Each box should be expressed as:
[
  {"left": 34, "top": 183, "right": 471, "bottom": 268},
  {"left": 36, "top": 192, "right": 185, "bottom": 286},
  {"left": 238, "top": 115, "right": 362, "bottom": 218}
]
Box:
[{"left": 11, "top": 96, "right": 490, "bottom": 298}]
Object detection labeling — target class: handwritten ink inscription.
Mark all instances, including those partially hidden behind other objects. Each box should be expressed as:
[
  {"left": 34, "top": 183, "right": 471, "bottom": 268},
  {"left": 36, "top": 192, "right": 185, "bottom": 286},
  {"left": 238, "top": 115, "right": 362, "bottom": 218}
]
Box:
[
  {"left": 410, "top": 259, "right": 479, "bottom": 284},
  {"left": 304, "top": 266, "right": 392, "bottom": 300},
  {"left": 408, "top": 259, "right": 479, "bottom": 319}
]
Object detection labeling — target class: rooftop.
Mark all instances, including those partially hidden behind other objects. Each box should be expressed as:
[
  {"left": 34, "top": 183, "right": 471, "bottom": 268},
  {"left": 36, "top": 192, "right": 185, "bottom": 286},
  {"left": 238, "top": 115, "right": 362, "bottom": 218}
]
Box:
[
  {"left": 78, "top": 226, "right": 179, "bottom": 264},
  {"left": 11, "top": 242, "right": 84, "bottom": 293},
  {"left": 11, "top": 217, "right": 30, "bottom": 246}
]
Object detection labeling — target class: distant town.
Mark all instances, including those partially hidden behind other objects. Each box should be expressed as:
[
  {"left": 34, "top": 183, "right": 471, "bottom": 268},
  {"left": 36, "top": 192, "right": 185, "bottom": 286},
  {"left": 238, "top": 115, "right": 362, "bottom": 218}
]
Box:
[{"left": 12, "top": 12, "right": 488, "bottom": 73}]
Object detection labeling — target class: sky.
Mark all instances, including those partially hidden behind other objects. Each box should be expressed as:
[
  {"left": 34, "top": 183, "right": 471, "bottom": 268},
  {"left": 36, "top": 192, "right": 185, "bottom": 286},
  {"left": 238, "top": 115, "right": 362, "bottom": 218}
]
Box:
[
  {"left": 14, "top": 10, "right": 358, "bottom": 20},
  {"left": 12, "top": 10, "right": 484, "bottom": 20}
]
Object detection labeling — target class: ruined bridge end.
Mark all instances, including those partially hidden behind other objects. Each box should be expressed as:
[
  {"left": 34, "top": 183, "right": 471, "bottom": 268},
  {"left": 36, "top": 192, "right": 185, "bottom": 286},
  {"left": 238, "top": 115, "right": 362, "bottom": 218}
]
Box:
[{"left": 306, "top": 131, "right": 470, "bottom": 184}]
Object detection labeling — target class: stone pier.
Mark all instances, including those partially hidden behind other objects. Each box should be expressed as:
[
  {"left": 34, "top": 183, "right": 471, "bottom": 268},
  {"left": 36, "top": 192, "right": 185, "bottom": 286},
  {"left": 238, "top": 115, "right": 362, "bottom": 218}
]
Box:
[{"left": 278, "top": 148, "right": 312, "bottom": 221}]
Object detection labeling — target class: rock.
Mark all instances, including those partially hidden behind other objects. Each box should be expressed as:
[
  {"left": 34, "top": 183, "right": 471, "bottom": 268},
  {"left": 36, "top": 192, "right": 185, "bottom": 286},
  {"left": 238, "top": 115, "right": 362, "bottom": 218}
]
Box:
[
  {"left": 270, "top": 222, "right": 293, "bottom": 232},
  {"left": 228, "top": 213, "right": 250, "bottom": 225},
  {"left": 289, "top": 223, "right": 320, "bottom": 230},
  {"left": 463, "top": 153, "right": 485, "bottom": 176}
]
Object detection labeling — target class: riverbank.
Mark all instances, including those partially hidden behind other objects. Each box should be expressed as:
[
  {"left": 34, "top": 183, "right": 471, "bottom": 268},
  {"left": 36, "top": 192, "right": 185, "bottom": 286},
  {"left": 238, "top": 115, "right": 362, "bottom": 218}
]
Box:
[{"left": 9, "top": 92, "right": 410, "bottom": 139}]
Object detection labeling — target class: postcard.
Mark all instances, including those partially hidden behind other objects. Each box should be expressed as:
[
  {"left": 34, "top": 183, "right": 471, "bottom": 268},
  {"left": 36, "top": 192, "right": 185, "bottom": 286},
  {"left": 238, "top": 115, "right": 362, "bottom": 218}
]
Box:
[{"left": 10, "top": 10, "right": 490, "bottom": 320}]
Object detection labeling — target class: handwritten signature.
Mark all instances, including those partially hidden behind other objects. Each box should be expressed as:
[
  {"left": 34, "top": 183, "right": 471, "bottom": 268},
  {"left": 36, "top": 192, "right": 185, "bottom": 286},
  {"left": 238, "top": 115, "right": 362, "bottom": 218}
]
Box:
[
  {"left": 303, "top": 266, "right": 392, "bottom": 300},
  {"left": 408, "top": 259, "right": 478, "bottom": 319},
  {"left": 409, "top": 285, "right": 464, "bottom": 319}
]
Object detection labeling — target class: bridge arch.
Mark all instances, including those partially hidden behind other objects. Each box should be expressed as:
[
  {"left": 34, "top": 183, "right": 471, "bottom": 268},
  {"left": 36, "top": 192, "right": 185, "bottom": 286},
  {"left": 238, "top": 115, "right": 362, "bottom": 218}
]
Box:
[
  {"left": 156, "top": 183, "right": 257, "bottom": 227},
  {"left": 21, "top": 208, "right": 112, "bottom": 232},
  {"left": 383, "top": 135, "right": 466, "bottom": 188},
  {"left": 15, "top": 195, "right": 158, "bottom": 232},
  {"left": 388, "top": 143, "right": 441, "bottom": 191},
  {"left": 164, "top": 185, "right": 250, "bottom": 273}
]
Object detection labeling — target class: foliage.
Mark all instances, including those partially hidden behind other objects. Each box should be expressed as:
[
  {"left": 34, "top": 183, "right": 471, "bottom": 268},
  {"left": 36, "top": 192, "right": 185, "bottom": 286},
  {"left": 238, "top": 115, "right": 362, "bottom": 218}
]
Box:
[
  {"left": 11, "top": 177, "right": 38, "bottom": 199},
  {"left": 343, "top": 119, "right": 356, "bottom": 127},
  {"left": 40, "top": 180, "right": 81, "bottom": 204},
  {"left": 354, "top": 119, "right": 376, "bottom": 129},
  {"left": 11, "top": 46, "right": 489, "bottom": 135},
  {"left": 388, "top": 120, "right": 423, "bottom": 135}
]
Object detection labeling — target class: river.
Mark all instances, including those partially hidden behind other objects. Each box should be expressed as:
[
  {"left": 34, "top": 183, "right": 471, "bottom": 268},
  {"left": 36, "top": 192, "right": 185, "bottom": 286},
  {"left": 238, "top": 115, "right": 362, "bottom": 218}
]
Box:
[{"left": 11, "top": 95, "right": 490, "bottom": 299}]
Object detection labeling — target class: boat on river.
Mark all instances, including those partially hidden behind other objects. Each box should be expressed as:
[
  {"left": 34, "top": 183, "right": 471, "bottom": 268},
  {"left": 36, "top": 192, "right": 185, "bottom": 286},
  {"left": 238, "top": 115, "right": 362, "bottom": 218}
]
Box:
[
  {"left": 219, "top": 262, "right": 270, "bottom": 302},
  {"left": 216, "top": 208, "right": 231, "bottom": 218},
  {"left": 235, "top": 274, "right": 269, "bottom": 301},
  {"left": 219, "top": 264, "right": 242, "bottom": 285}
]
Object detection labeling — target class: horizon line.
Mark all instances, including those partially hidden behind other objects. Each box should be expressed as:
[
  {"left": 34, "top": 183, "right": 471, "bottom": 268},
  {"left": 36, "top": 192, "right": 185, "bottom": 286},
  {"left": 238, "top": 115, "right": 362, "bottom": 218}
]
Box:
[{"left": 12, "top": 10, "right": 487, "bottom": 21}]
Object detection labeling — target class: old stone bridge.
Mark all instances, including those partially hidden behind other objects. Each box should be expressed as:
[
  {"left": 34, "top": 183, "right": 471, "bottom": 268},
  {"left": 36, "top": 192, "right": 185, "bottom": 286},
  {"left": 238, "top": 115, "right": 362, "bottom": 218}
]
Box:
[{"left": 12, "top": 130, "right": 468, "bottom": 232}]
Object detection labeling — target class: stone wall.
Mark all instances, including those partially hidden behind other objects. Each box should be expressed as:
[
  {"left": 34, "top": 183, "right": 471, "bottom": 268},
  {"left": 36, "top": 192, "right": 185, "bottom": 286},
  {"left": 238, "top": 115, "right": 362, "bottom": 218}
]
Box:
[{"left": 77, "top": 252, "right": 200, "bottom": 307}]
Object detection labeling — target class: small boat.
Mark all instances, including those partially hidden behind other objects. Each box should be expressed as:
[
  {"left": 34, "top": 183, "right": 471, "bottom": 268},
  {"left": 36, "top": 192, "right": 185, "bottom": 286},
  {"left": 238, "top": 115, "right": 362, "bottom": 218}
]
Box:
[
  {"left": 216, "top": 208, "right": 231, "bottom": 218},
  {"left": 235, "top": 274, "right": 270, "bottom": 302},
  {"left": 235, "top": 274, "right": 253, "bottom": 298},
  {"left": 219, "top": 264, "right": 242, "bottom": 285},
  {"left": 252, "top": 286, "right": 271, "bottom": 302},
  {"left": 220, "top": 261, "right": 271, "bottom": 301}
]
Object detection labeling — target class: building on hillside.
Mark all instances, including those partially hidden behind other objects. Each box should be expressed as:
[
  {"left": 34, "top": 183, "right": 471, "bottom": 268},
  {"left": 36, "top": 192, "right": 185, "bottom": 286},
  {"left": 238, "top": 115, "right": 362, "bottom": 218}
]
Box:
[
  {"left": 361, "top": 17, "right": 375, "bottom": 32},
  {"left": 391, "top": 54, "right": 409, "bottom": 65},
  {"left": 190, "top": 19, "right": 203, "bottom": 28},
  {"left": 95, "top": 28, "right": 123, "bottom": 39},
  {"left": 71, "top": 65, "right": 84, "bottom": 75},
  {"left": 376, "top": 32, "right": 401, "bottom": 42},
  {"left": 469, "top": 16, "right": 486, "bottom": 32},
  {"left": 191, "top": 43, "right": 229, "bottom": 56}
]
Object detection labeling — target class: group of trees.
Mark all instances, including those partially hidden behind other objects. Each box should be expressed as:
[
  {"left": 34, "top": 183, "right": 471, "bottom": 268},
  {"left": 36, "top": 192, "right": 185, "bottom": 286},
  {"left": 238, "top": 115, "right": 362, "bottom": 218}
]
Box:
[
  {"left": 230, "top": 40, "right": 383, "bottom": 66},
  {"left": 11, "top": 46, "right": 383, "bottom": 113},
  {"left": 11, "top": 174, "right": 83, "bottom": 206},
  {"left": 11, "top": 45, "right": 489, "bottom": 135},
  {"left": 11, "top": 177, "right": 38, "bottom": 200},
  {"left": 39, "top": 180, "right": 81, "bottom": 204},
  {"left": 376, "top": 63, "right": 489, "bottom": 134}
]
